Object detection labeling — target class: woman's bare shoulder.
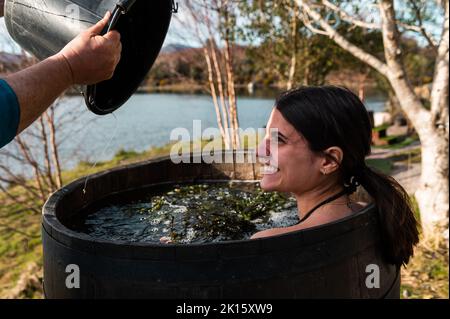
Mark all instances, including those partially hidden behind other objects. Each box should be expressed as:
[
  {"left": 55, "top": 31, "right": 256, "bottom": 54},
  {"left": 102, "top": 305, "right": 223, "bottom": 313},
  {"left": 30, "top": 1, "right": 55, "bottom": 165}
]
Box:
[
  {"left": 251, "top": 227, "right": 294, "bottom": 239},
  {"left": 251, "top": 223, "right": 308, "bottom": 239}
]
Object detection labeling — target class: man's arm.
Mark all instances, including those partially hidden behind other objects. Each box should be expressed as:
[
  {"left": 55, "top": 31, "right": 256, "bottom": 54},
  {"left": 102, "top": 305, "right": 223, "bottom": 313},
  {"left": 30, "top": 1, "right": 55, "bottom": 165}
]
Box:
[
  {"left": 2, "top": 12, "right": 121, "bottom": 135},
  {"left": 4, "top": 55, "right": 72, "bottom": 134}
]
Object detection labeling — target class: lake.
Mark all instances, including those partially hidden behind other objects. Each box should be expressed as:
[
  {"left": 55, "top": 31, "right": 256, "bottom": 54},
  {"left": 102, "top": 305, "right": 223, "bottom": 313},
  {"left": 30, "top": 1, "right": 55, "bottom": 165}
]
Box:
[{"left": 1, "top": 92, "right": 387, "bottom": 173}]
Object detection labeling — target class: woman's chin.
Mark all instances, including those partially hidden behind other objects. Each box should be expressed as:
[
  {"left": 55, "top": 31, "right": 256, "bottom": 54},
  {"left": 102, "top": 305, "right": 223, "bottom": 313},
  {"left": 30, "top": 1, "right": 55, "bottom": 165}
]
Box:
[{"left": 260, "top": 174, "right": 281, "bottom": 191}]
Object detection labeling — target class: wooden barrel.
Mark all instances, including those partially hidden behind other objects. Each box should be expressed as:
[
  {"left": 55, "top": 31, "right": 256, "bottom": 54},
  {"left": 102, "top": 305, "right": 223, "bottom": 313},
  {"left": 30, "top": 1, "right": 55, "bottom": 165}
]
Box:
[{"left": 42, "top": 152, "right": 400, "bottom": 299}]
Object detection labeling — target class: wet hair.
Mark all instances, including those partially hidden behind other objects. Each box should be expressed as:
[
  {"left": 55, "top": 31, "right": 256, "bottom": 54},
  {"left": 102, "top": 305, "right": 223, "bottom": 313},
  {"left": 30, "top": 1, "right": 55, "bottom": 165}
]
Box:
[{"left": 275, "top": 86, "right": 419, "bottom": 267}]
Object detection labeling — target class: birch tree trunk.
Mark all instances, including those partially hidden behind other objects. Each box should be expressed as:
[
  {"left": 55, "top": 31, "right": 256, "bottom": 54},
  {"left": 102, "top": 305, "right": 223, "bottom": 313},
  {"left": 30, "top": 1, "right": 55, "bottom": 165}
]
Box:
[
  {"left": 209, "top": 40, "right": 232, "bottom": 149},
  {"left": 222, "top": 2, "right": 240, "bottom": 149},
  {"left": 413, "top": 0, "right": 449, "bottom": 237},
  {"left": 183, "top": 0, "right": 239, "bottom": 150},
  {"left": 203, "top": 45, "right": 230, "bottom": 149},
  {"left": 380, "top": 0, "right": 449, "bottom": 238},
  {"left": 45, "top": 107, "right": 63, "bottom": 188},
  {"left": 287, "top": 1, "right": 299, "bottom": 90}
]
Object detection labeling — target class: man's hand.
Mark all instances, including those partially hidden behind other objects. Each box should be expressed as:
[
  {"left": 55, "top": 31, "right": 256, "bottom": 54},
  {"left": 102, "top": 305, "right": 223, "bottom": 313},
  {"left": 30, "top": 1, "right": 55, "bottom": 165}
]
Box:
[
  {"left": 58, "top": 12, "right": 122, "bottom": 85},
  {"left": 2, "top": 10, "right": 122, "bottom": 136}
]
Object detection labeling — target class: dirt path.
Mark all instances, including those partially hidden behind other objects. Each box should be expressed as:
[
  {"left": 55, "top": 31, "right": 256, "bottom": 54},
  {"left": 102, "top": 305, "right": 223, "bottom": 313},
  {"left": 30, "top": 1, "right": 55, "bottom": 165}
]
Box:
[
  {"left": 369, "top": 141, "right": 422, "bottom": 194},
  {"left": 369, "top": 141, "right": 421, "bottom": 159},
  {"left": 391, "top": 162, "right": 421, "bottom": 194}
]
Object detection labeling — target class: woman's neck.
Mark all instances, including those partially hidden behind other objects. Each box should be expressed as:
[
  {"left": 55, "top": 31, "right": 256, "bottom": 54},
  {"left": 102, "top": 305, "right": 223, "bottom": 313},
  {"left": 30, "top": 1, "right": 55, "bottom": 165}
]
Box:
[{"left": 294, "top": 184, "right": 349, "bottom": 220}]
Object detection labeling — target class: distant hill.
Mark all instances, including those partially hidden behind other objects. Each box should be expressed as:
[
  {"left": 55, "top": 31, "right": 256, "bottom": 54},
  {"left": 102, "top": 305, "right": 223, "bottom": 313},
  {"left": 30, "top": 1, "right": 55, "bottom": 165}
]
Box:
[
  {"left": 145, "top": 44, "right": 249, "bottom": 90},
  {"left": 161, "top": 43, "right": 194, "bottom": 54}
]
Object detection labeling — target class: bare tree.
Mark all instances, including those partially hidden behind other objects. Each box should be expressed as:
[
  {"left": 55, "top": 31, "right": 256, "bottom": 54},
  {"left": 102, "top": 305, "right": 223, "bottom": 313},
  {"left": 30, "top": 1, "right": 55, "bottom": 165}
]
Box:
[
  {"left": 177, "top": 0, "right": 241, "bottom": 149},
  {"left": 296, "top": 0, "right": 449, "bottom": 240},
  {"left": 1, "top": 108, "right": 55, "bottom": 213},
  {"left": 287, "top": 1, "right": 300, "bottom": 90},
  {"left": 0, "top": 94, "right": 90, "bottom": 219}
]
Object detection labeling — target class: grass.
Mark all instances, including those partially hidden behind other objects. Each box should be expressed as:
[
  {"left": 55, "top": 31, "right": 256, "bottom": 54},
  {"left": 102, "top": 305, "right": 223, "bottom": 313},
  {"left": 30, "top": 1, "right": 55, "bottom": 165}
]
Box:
[
  {"left": 368, "top": 135, "right": 421, "bottom": 176},
  {"left": 372, "top": 124, "right": 390, "bottom": 132},
  {"left": 388, "top": 148, "right": 422, "bottom": 165},
  {"left": 61, "top": 144, "right": 177, "bottom": 185},
  {"left": 401, "top": 239, "right": 449, "bottom": 299},
  {"left": 366, "top": 158, "right": 394, "bottom": 175},
  {"left": 0, "top": 208, "right": 42, "bottom": 298},
  {"left": 373, "top": 134, "right": 420, "bottom": 150}
]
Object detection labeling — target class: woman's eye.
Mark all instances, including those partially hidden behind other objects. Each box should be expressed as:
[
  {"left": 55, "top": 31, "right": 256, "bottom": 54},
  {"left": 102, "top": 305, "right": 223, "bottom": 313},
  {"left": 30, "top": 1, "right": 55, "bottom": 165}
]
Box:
[{"left": 269, "top": 137, "right": 285, "bottom": 145}]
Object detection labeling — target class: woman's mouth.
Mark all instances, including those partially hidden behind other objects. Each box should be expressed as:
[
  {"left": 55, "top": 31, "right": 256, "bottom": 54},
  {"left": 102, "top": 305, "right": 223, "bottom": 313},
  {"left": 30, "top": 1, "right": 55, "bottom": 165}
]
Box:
[{"left": 262, "top": 164, "right": 280, "bottom": 175}]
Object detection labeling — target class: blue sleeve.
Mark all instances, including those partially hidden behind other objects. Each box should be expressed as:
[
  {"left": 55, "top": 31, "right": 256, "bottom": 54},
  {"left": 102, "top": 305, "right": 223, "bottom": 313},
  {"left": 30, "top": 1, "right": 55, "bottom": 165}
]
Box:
[{"left": 0, "top": 79, "right": 20, "bottom": 148}]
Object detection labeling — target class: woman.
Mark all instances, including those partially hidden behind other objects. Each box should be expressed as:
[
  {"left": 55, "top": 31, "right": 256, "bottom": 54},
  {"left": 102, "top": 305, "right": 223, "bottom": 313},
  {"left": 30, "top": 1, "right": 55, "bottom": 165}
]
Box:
[{"left": 251, "top": 86, "right": 419, "bottom": 267}]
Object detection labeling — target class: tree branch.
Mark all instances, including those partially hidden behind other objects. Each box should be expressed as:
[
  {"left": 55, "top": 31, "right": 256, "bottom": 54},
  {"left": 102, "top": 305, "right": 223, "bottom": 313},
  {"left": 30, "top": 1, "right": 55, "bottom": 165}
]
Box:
[
  {"left": 323, "top": 0, "right": 438, "bottom": 50},
  {"left": 297, "top": 0, "right": 390, "bottom": 77},
  {"left": 0, "top": 222, "right": 40, "bottom": 239},
  {"left": 300, "top": 12, "right": 330, "bottom": 35},
  {"left": 378, "top": 0, "right": 430, "bottom": 127},
  {"left": 322, "top": 0, "right": 381, "bottom": 30},
  {"left": 44, "top": 107, "right": 63, "bottom": 188},
  {"left": 15, "top": 136, "right": 47, "bottom": 202},
  {"left": 38, "top": 116, "right": 57, "bottom": 192},
  {"left": 407, "top": 0, "right": 438, "bottom": 50},
  {"left": 0, "top": 184, "right": 41, "bottom": 215},
  {"left": 398, "top": 22, "right": 438, "bottom": 50}
]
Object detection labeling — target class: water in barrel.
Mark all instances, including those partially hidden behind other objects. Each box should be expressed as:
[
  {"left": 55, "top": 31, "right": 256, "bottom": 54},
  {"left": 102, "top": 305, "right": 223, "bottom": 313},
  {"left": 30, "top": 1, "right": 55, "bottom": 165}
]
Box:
[{"left": 73, "top": 182, "right": 299, "bottom": 244}]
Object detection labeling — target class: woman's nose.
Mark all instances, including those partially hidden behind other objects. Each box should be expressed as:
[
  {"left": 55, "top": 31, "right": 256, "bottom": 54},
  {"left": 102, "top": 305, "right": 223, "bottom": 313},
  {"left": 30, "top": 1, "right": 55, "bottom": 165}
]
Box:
[{"left": 256, "top": 138, "right": 270, "bottom": 158}]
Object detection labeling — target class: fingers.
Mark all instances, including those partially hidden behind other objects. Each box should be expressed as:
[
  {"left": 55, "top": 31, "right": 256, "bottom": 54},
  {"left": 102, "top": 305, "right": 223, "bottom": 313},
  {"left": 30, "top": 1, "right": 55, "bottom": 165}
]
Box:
[
  {"left": 61, "top": 10, "right": 123, "bottom": 84},
  {"left": 88, "top": 11, "right": 111, "bottom": 35},
  {"left": 116, "top": 44, "right": 122, "bottom": 64},
  {"left": 89, "top": 11, "right": 121, "bottom": 50},
  {"left": 107, "top": 31, "right": 122, "bottom": 65},
  {"left": 104, "top": 30, "right": 121, "bottom": 45},
  {"left": 105, "top": 31, "right": 122, "bottom": 64}
]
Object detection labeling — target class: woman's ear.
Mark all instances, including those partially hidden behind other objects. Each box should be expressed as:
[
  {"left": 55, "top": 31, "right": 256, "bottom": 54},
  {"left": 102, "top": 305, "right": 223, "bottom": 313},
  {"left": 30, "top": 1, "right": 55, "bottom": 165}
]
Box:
[{"left": 319, "top": 147, "right": 343, "bottom": 175}]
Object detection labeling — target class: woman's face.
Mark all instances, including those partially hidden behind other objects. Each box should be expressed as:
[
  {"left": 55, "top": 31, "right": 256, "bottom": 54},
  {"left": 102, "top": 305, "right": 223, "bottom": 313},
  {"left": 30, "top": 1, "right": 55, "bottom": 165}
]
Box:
[{"left": 257, "top": 108, "right": 325, "bottom": 194}]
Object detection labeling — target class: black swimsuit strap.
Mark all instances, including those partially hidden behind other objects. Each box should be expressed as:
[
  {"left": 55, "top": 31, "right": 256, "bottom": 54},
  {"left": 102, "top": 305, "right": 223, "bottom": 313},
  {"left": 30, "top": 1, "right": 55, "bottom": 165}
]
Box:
[{"left": 297, "top": 189, "right": 348, "bottom": 224}]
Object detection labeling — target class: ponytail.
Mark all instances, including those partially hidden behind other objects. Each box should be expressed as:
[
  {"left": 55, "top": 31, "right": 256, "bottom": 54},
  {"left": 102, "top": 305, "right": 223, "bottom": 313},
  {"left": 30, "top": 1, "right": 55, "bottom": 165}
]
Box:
[{"left": 355, "top": 166, "right": 420, "bottom": 267}]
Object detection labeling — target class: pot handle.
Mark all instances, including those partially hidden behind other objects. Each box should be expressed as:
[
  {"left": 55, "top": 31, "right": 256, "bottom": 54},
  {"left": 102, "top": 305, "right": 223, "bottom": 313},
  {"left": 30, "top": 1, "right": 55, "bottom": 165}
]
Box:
[{"left": 85, "top": 0, "right": 137, "bottom": 115}]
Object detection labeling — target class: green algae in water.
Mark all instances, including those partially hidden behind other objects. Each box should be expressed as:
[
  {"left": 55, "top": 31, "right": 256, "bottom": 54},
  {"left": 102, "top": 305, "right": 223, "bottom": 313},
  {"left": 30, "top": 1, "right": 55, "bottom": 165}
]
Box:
[{"left": 78, "top": 182, "right": 298, "bottom": 244}]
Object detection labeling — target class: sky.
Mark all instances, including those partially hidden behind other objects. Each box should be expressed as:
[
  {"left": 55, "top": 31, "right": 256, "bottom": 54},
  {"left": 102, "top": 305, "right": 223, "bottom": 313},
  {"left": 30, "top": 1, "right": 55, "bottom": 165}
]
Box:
[{"left": 0, "top": 18, "right": 19, "bottom": 53}]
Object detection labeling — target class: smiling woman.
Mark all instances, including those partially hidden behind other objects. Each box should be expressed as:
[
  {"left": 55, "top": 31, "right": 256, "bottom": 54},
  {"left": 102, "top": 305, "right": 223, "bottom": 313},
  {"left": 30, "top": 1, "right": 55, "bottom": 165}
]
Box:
[{"left": 252, "top": 86, "right": 419, "bottom": 268}]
